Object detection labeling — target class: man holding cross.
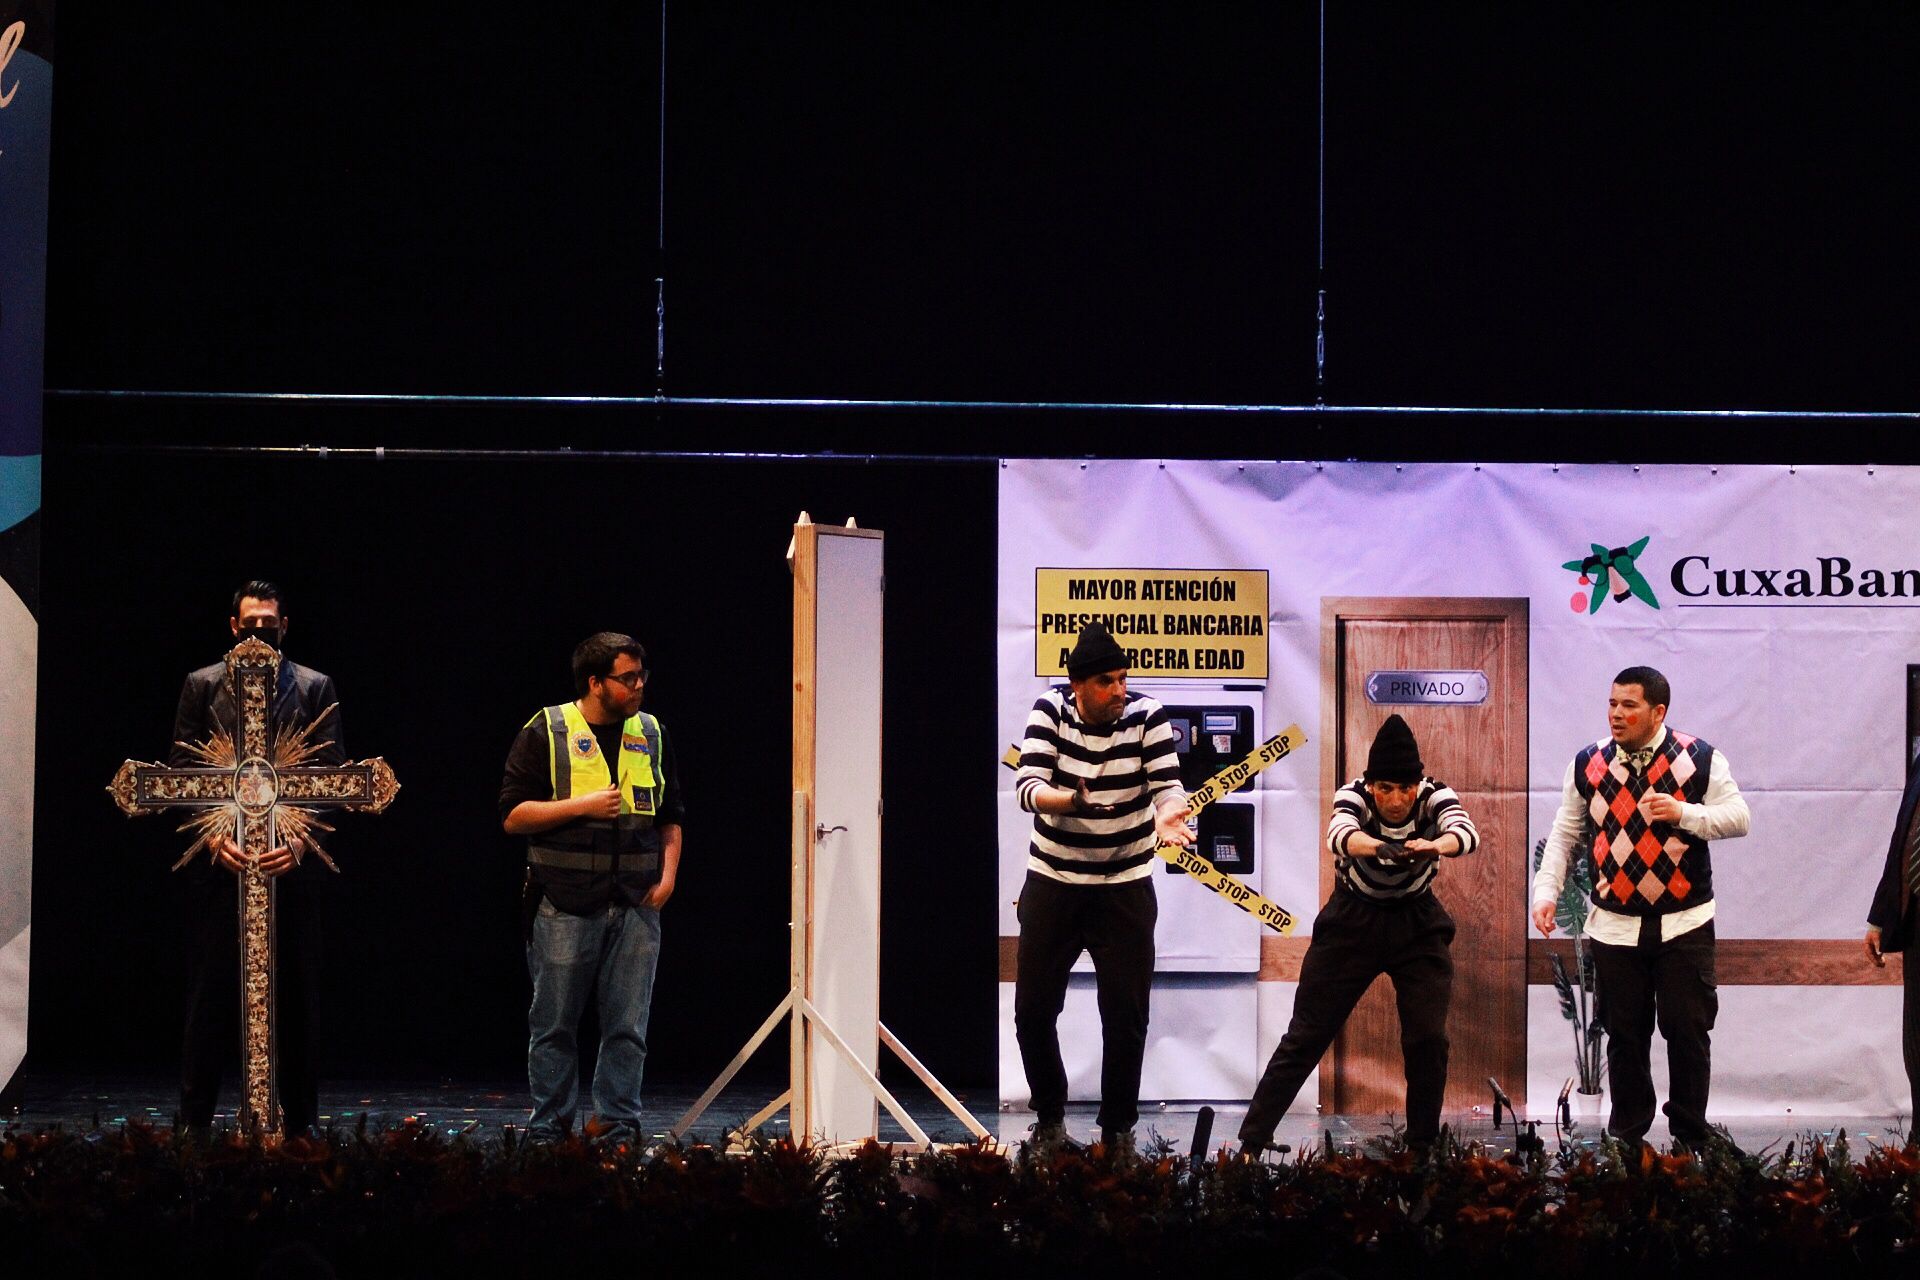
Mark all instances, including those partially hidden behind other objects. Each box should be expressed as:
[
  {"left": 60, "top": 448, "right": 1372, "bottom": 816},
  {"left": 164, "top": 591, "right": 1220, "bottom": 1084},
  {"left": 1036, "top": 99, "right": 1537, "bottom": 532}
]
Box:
[{"left": 170, "top": 579, "right": 343, "bottom": 1138}]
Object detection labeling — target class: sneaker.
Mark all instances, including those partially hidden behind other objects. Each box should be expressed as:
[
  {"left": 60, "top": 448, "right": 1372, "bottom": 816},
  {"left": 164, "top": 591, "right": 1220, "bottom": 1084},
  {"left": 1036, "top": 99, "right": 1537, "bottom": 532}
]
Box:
[
  {"left": 1100, "top": 1127, "right": 1136, "bottom": 1156},
  {"left": 594, "top": 1124, "right": 642, "bottom": 1153}
]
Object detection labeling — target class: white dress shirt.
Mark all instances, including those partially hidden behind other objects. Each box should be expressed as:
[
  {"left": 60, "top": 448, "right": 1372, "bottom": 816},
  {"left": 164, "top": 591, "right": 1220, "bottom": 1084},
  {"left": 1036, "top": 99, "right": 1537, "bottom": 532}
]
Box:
[{"left": 1531, "top": 726, "right": 1751, "bottom": 944}]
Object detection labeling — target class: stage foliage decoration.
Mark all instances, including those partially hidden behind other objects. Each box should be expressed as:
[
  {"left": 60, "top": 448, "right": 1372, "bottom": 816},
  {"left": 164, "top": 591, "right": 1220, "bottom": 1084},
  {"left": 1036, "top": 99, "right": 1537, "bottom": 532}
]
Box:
[
  {"left": 1534, "top": 837, "right": 1606, "bottom": 1095},
  {"left": 3, "top": 1119, "right": 1919, "bottom": 1276}
]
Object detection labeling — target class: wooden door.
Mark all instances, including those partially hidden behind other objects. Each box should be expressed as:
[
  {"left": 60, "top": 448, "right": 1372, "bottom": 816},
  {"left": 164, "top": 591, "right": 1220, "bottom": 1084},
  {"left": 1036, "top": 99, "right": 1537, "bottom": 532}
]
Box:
[
  {"left": 1320, "top": 598, "right": 1529, "bottom": 1114},
  {"left": 794, "top": 524, "right": 886, "bottom": 1141}
]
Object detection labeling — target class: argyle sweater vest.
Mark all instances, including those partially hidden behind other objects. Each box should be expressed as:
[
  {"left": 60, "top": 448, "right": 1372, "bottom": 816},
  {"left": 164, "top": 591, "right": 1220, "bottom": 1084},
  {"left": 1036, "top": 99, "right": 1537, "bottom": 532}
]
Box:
[{"left": 1572, "top": 731, "right": 1715, "bottom": 916}]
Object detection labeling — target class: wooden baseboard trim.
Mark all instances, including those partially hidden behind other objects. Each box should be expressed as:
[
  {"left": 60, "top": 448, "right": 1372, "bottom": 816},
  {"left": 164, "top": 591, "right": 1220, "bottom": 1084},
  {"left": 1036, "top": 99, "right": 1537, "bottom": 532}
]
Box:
[
  {"left": 996, "top": 935, "right": 1903, "bottom": 986},
  {"left": 1524, "top": 936, "right": 1900, "bottom": 986}
]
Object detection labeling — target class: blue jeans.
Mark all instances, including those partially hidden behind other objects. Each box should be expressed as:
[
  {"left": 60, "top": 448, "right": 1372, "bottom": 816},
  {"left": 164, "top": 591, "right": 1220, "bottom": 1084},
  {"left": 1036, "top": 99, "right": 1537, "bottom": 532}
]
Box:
[{"left": 526, "top": 899, "right": 662, "bottom": 1138}]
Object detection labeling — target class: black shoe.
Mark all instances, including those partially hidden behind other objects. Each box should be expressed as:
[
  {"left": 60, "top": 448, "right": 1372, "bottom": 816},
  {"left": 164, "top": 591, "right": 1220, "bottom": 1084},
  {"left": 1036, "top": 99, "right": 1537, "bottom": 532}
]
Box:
[
  {"left": 1237, "top": 1136, "right": 1288, "bottom": 1162},
  {"left": 1024, "top": 1119, "right": 1079, "bottom": 1160},
  {"left": 1674, "top": 1130, "right": 1734, "bottom": 1158}
]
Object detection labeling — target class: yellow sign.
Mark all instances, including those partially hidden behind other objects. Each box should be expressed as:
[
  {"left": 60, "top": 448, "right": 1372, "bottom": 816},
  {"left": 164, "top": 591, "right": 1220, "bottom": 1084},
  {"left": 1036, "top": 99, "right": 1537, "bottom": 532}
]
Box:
[{"left": 1034, "top": 568, "right": 1269, "bottom": 679}]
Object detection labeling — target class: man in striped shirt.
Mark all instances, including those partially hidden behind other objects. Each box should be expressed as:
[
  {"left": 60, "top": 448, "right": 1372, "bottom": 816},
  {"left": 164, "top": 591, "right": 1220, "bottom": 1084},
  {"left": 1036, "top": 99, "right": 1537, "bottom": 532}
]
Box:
[
  {"left": 1238, "top": 714, "right": 1478, "bottom": 1155},
  {"left": 1013, "top": 622, "right": 1194, "bottom": 1152}
]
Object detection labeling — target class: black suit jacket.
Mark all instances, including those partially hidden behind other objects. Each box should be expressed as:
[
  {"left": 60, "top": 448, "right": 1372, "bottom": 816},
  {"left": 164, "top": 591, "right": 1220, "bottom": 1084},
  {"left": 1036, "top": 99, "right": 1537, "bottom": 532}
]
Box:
[
  {"left": 169, "top": 654, "right": 345, "bottom": 886},
  {"left": 1867, "top": 755, "right": 1920, "bottom": 951}
]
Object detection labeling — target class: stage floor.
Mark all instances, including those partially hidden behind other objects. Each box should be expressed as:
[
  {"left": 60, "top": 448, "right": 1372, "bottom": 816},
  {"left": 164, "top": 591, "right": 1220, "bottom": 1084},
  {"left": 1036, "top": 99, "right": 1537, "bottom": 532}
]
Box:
[{"left": 3, "top": 1073, "right": 1905, "bottom": 1156}]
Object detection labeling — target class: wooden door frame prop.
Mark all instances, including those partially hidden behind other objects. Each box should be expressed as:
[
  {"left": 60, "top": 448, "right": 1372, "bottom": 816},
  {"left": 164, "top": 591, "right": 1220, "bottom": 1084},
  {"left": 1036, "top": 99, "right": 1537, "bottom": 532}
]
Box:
[{"left": 672, "top": 517, "right": 988, "bottom": 1150}]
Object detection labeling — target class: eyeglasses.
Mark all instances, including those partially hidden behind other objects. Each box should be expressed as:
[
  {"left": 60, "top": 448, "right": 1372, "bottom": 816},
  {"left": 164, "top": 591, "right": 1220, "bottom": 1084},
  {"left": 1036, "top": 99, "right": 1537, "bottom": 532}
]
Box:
[{"left": 603, "top": 670, "right": 648, "bottom": 690}]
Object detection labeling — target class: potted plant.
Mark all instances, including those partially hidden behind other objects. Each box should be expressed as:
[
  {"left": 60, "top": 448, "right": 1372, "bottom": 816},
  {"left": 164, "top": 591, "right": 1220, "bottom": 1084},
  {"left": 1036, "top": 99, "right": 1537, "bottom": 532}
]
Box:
[{"left": 1532, "top": 837, "right": 1604, "bottom": 1118}]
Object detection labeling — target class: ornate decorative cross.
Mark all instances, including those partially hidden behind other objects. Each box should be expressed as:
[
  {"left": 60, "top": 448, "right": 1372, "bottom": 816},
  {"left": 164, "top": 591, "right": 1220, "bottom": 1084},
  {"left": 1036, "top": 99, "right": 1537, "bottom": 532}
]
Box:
[{"left": 107, "top": 635, "right": 399, "bottom": 1136}]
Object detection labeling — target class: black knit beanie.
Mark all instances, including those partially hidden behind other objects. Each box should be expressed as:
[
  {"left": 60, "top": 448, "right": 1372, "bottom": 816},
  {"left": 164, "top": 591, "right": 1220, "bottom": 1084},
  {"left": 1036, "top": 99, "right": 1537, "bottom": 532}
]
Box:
[
  {"left": 1363, "top": 714, "right": 1424, "bottom": 783},
  {"left": 1066, "top": 622, "right": 1130, "bottom": 680}
]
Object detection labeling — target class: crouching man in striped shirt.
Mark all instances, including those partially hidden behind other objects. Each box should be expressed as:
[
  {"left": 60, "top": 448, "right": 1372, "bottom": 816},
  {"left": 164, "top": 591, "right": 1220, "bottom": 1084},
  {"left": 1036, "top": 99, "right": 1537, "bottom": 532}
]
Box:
[
  {"left": 1238, "top": 714, "right": 1478, "bottom": 1156},
  {"left": 1014, "top": 622, "right": 1194, "bottom": 1153}
]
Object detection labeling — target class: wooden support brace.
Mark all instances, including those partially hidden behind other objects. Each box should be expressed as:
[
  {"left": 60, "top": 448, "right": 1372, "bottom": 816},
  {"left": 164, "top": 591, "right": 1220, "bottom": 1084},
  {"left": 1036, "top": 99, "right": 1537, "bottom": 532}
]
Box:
[
  {"left": 668, "top": 991, "right": 795, "bottom": 1140},
  {"left": 800, "top": 996, "right": 931, "bottom": 1149},
  {"left": 880, "top": 1022, "right": 989, "bottom": 1140}
]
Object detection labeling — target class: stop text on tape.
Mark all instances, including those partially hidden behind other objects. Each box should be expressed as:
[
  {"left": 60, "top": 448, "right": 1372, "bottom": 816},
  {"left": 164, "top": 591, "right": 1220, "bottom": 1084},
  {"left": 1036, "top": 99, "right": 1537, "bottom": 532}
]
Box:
[{"left": 1163, "top": 722, "right": 1307, "bottom": 935}]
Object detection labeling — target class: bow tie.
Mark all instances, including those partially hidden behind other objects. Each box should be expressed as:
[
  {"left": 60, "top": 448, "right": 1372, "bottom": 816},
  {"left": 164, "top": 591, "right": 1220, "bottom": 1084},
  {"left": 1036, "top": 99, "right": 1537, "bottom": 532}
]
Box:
[{"left": 1622, "top": 746, "right": 1656, "bottom": 774}]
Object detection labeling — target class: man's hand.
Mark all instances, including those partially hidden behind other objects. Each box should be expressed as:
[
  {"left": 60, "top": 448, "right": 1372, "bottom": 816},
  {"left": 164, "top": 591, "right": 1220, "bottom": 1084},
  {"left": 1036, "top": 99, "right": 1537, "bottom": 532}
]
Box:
[
  {"left": 1867, "top": 926, "right": 1886, "bottom": 968},
  {"left": 1154, "top": 802, "right": 1195, "bottom": 848},
  {"left": 1071, "top": 780, "right": 1123, "bottom": 819},
  {"left": 1402, "top": 837, "right": 1450, "bottom": 858},
  {"left": 212, "top": 834, "right": 303, "bottom": 878},
  {"left": 1531, "top": 900, "right": 1558, "bottom": 937},
  {"left": 1638, "top": 792, "right": 1684, "bottom": 825},
  {"left": 642, "top": 875, "right": 676, "bottom": 910},
  {"left": 576, "top": 786, "right": 623, "bottom": 821}
]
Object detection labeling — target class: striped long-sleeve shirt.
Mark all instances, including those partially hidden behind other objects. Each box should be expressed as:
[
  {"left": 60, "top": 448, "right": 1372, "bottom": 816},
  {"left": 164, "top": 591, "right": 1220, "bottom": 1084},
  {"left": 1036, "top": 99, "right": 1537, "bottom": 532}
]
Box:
[
  {"left": 1015, "top": 689, "right": 1186, "bottom": 885},
  {"left": 1327, "top": 777, "right": 1479, "bottom": 901}
]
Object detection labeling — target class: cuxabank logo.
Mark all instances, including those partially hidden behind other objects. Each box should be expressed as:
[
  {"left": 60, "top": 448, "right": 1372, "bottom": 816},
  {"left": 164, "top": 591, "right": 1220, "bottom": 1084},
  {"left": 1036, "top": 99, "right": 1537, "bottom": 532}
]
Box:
[{"left": 1562, "top": 536, "right": 1660, "bottom": 615}]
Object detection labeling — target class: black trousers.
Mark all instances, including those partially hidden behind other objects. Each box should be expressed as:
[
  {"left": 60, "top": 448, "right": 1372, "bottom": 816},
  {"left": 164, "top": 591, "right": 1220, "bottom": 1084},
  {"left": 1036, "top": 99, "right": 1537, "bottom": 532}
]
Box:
[
  {"left": 1589, "top": 920, "right": 1717, "bottom": 1144},
  {"left": 1906, "top": 945, "right": 1920, "bottom": 1115},
  {"left": 1240, "top": 888, "right": 1456, "bottom": 1146},
  {"left": 1012, "top": 869, "right": 1157, "bottom": 1132},
  {"left": 180, "top": 880, "right": 321, "bottom": 1134}
]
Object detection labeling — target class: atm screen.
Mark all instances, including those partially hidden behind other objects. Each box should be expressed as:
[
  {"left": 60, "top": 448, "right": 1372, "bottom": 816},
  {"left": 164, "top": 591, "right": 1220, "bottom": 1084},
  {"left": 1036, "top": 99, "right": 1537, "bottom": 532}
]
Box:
[{"left": 1164, "top": 704, "right": 1255, "bottom": 790}]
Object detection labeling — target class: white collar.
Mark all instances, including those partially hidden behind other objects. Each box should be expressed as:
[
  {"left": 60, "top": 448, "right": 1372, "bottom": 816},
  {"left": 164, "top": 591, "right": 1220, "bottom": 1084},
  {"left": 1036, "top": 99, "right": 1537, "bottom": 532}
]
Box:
[{"left": 1620, "top": 725, "right": 1667, "bottom": 757}]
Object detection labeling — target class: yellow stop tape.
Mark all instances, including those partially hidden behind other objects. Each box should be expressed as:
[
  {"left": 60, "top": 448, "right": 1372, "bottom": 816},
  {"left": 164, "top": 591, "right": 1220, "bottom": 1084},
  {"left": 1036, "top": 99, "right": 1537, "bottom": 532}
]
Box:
[{"left": 1155, "top": 724, "right": 1306, "bottom": 935}]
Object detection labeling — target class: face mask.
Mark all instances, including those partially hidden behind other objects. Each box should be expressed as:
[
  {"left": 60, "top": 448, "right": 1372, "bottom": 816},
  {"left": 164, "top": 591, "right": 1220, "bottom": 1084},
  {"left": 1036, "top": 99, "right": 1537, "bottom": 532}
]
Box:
[{"left": 237, "top": 622, "right": 283, "bottom": 649}]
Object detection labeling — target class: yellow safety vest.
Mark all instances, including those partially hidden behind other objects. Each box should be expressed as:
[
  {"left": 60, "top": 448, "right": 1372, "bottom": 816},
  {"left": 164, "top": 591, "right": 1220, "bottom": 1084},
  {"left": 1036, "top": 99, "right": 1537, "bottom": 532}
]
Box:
[
  {"left": 525, "top": 703, "right": 666, "bottom": 882},
  {"left": 543, "top": 701, "right": 663, "bottom": 819}
]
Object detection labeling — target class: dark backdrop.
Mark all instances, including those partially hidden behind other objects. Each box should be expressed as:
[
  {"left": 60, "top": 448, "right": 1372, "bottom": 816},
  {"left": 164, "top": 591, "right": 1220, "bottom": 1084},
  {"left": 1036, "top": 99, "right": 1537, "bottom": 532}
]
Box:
[
  {"left": 44, "top": 4, "right": 1920, "bottom": 418},
  {"left": 25, "top": 3, "right": 1920, "bottom": 1098},
  {"left": 32, "top": 445, "right": 996, "bottom": 1090}
]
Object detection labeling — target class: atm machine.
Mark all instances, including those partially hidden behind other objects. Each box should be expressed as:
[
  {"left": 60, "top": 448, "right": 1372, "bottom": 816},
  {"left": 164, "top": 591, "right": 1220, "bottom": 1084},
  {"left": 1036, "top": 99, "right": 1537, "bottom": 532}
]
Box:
[
  {"left": 1162, "top": 703, "right": 1258, "bottom": 878},
  {"left": 1110, "top": 690, "right": 1264, "bottom": 975}
]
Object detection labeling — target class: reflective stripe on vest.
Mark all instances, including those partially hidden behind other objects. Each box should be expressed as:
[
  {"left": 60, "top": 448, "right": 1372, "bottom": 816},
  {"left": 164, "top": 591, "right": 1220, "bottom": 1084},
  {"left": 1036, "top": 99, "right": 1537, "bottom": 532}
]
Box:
[{"left": 528, "top": 848, "right": 623, "bottom": 871}]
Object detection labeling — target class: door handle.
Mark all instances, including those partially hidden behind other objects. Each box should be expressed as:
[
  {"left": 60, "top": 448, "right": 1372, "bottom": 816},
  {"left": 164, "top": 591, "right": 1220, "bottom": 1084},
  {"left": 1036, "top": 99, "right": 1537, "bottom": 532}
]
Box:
[{"left": 815, "top": 823, "right": 848, "bottom": 842}]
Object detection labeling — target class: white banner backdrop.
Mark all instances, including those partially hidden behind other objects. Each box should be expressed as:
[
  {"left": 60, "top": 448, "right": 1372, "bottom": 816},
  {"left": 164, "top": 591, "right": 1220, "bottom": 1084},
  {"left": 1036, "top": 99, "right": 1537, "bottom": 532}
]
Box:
[{"left": 998, "top": 459, "right": 1918, "bottom": 1118}]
